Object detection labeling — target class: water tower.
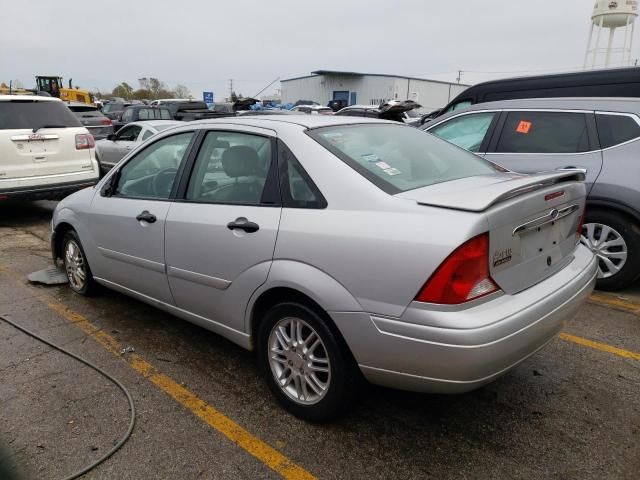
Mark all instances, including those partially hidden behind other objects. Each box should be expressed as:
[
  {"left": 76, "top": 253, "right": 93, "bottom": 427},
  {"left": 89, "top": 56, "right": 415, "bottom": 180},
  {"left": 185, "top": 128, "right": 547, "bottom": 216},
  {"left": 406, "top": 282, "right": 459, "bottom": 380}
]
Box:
[{"left": 584, "top": 1, "right": 638, "bottom": 68}]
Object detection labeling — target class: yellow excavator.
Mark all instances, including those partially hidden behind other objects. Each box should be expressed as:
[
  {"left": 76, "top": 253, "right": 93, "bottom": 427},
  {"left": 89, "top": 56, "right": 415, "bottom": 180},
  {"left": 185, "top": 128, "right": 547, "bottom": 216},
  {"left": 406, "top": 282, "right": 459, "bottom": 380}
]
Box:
[{"left": 0, "top": 76, "right": 93, "bottom": 104}]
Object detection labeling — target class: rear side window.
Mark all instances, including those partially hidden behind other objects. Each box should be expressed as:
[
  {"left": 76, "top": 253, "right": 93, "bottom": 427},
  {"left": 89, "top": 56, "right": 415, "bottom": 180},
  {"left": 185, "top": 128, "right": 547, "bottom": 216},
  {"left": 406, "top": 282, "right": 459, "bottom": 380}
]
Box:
[
  {"left": 138, "top": 108, "right": 173, "bottom": 120},
  {"left": 0, "top": 100, "right": 82, "bottom": 129},
  {"left": 595, "top": 113, "right": 640, "bottom": 148},
  {"left": 278, "top": 140, "right": 326, "bottom": 209},
  {"left": 308, "top": 124, "right": 499, "bottom": 194},
  {"left": 428, "top": 112, "right": 496, "bottom": 152},
  {"left": 496, "top": 111, "right": 590, "bottom": 153}
]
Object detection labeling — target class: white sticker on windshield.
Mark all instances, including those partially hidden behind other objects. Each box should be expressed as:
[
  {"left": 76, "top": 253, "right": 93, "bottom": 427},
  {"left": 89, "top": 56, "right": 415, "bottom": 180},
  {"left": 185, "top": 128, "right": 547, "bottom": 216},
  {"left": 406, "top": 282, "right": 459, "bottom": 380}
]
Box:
[
  {"left": 375, "top": 161, "right": 391, "bottom": 170},
  {"left": 384, "top": 168, "right": 402, "bottom": 176},
  {"left": 361, "top": 153, "right": 380, "bottom": 162}
]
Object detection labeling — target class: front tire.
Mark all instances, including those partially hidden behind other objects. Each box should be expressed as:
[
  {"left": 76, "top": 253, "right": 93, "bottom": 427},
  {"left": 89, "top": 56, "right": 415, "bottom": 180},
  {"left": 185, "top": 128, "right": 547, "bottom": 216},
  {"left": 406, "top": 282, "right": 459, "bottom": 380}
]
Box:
[
  {"left": 62, "top": 230, "right": 95, "bottom": 296},
  {"left": 256, "top": 302, "right": 358, "bottom": 422},
  {"left": 581, "top": 210, "right": 640, "bottom": 291}
]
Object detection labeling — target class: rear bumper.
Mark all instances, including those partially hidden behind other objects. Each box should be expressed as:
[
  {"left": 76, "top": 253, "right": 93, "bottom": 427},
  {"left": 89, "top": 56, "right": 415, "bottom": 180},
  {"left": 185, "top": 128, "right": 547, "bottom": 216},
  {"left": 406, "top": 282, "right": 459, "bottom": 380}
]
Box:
[
  {"left": 0, "top": 177, "right": 97, "bottom": 201},
  {"left": 330, "top": 245, "right": 597, "bottom": 393}
]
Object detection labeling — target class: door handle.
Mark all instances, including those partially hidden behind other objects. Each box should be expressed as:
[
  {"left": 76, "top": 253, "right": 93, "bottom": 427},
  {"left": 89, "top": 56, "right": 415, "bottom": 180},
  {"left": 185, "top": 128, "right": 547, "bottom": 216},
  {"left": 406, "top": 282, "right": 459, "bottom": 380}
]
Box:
[
  {"left": 227, "top": 217, "right": 259, "bottom": 233},
  {"left": 557, "top": 166, "right": 588, "bottom": 174},
  {"left": 136, "top": 210, "right": 157, "bottom": 223}
]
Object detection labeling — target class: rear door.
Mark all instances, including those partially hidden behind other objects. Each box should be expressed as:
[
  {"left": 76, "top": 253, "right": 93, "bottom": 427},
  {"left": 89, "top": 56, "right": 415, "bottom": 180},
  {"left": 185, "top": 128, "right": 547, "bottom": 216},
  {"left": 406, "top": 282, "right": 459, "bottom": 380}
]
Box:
[
  {"left": 88, "top": 130, "right": 196, "bottom": 303},
  {"left": 0, "top": 98, "right": 93, "bottom": 179},
  {"left": 484, "top": 110, "right": 603, "bottom": 192},
  {"left": 164, "top": 126, "right": 281, "bottom": 332}
]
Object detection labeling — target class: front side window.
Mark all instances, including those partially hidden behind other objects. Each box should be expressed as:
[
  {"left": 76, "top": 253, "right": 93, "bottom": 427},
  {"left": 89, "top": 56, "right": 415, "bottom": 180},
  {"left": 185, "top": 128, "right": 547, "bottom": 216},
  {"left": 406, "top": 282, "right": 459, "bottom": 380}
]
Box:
[
  {"left": 141, "top": 129, "right": 154, "bottom": 141},
  {"left": 186, "top": 131, "right": 273, "bottom": 204},
  {"left": 595, "top": 113, "right": 640, "bottom": 149},
  {"left": 496, "top": 111, "right": 590, "bottom": 153},
  {"left": 308, "top": 124, "right": 499, "bottom": 194},
  {"left": 115, "top": 132, "right": 194, "bottom": 199},
  {"left": 428, "top": 112, "right": 496, "bottom": 152},
  {"left": 116, "top": 125, "right": 141, "bottom": 141}
]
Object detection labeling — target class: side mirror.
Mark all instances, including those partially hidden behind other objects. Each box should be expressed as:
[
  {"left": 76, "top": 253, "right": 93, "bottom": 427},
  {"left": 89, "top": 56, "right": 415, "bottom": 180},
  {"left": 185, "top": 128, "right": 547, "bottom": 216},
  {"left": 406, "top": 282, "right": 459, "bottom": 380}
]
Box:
[
  {"left": 100, "top": 170, "right": 119, "bottom": 197},
  {"left": 107, "top": 134, "right": 117, "bottom": 141}
]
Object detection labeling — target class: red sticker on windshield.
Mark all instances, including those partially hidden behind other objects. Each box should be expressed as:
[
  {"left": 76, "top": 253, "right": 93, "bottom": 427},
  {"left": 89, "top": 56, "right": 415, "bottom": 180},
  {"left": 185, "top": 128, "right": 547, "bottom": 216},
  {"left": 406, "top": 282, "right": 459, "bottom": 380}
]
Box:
[{"left": 516, "top": 121, "right": 532, "bottom": 134}]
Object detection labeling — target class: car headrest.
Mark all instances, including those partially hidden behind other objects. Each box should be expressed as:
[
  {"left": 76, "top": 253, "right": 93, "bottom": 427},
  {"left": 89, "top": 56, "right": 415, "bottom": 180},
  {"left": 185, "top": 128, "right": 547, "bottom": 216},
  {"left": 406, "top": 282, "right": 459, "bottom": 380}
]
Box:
[{"left": 221, "top": 146, "right": 260, "bottom": 178}]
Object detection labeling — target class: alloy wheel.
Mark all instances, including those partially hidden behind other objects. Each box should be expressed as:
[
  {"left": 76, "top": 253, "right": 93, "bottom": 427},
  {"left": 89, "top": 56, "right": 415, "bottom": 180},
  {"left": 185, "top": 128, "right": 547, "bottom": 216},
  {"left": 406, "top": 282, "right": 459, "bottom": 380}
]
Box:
[
  {"left": 581, "top": 222, "right": 628, "bottom": 279},
  {"left": 268, "top": 317, "right": 331, "bottom": 405},
  {"left": 65, "top": 240, "right": 87, "bottom": 291}
]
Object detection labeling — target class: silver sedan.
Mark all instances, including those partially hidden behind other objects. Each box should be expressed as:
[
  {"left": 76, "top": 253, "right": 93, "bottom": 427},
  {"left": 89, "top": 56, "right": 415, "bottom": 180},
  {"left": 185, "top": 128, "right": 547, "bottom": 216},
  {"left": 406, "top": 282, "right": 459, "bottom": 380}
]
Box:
[
  {"left": 95, "top": 120, "right": 182, "bottom": 172},
  {"left": 51, "top": 116, "right": 597, "bottom": 421}
]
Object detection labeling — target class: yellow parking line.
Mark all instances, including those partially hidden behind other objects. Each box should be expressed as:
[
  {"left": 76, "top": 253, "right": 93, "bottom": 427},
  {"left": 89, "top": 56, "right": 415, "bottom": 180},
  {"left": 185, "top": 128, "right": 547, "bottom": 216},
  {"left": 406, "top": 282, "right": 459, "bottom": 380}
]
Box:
[
  {"left": 42, "top": 300, "right": 317, "bottom": 480},
  {"left": 559, "top": 332, "right": 640, "bottom": 361},
  {"left": 588, "top": 292, "right": 640, "bottom": 316}
]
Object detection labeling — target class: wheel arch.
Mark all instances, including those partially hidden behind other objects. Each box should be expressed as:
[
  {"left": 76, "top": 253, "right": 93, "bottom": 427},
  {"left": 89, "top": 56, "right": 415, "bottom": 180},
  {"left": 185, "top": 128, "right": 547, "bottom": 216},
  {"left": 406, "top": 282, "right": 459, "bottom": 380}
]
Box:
[
  {"left": 246, "top": 260, "right": 363, "bottom": 349},
  {"left": 587, "top": 198, "right": 640, "bottom": 226}
]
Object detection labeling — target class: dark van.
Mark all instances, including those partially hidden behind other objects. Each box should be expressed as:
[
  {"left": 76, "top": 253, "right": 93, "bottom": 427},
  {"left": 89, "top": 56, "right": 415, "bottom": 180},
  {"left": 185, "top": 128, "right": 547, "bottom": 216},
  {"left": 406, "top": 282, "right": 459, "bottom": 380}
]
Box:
[{"left": 424, "top": 66, "right": 640, "bottom": 122}]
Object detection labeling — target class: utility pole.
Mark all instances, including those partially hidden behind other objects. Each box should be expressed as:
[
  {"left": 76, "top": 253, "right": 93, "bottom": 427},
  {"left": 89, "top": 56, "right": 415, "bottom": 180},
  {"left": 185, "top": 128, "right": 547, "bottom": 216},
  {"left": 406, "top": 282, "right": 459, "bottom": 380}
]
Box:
[
  {"left": 229, "top": 79, "right": 234, "bottom": 100},
  {"left": 456, "top": 70, "right": 462, "bottom": 84}
]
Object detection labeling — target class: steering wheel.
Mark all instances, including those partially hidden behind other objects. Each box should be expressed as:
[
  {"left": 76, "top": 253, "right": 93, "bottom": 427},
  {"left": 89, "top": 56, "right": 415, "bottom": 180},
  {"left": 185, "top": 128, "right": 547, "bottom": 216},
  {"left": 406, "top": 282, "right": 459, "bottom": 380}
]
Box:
[{"left": 151, "top": 167, "right": 178, "bottom": 197}]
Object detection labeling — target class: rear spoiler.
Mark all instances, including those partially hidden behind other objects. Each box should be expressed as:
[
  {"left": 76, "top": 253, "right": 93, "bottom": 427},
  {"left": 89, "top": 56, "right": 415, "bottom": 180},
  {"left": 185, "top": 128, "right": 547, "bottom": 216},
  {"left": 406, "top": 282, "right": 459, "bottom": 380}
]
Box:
[{"left": 396, "top": 170, "right": 586, "bottom": 212}]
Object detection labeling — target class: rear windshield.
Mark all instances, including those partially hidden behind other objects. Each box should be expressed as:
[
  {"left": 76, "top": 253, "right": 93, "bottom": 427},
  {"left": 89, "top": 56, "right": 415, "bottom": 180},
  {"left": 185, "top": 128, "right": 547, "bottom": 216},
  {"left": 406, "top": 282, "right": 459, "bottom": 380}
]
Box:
[
  {"left": 138, "top": 108, "right": 173, "bottom": 120},
  {"left": 308, "top": 124, "right": 499, "bottom": 194},
  {"left": 0, "top": 100, "right": 82, "bottom": 130}
]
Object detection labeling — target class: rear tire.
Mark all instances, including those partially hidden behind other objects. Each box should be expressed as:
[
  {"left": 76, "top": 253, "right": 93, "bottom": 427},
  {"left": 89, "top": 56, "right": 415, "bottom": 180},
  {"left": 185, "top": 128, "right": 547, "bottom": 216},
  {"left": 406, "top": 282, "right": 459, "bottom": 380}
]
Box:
[
  {"left": 256, "top": 302, "right": 359, "bottom": 422},
  {"left": 581, "top": 209, "right": 640, "bottom": 291},
  {"left": 62, "top": 230, "right": 96, "bottom": 296}
]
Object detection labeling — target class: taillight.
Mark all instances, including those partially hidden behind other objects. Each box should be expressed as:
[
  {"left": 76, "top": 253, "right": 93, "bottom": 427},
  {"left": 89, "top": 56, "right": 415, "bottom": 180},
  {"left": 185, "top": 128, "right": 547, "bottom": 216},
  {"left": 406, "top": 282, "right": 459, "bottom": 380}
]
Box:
[
  {"left": 576, "top": 207, "right": 586, "bottom": 243},
  {"left": 75, "top": 133, "right": 95, "bottom": 150},
  {"left": 100, "top": 118, "right": 112, "bottom": 126},
  {"left": 415, "top": 233, "right": 500, "bottom": 305}
]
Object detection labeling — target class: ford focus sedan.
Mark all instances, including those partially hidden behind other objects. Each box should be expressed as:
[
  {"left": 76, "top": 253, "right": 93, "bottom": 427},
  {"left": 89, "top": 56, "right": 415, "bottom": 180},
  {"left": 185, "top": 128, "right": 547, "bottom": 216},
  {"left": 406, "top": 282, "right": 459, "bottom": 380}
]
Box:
[{"left": 51, "top": 116, "right": 597, "bottom": 421}]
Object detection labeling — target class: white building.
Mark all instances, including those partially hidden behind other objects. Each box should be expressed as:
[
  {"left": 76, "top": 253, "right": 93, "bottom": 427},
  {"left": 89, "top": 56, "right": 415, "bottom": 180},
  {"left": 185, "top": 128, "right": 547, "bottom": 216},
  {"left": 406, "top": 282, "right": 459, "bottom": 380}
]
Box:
[{"left": 281, "top": 70, "right": 469, "bottom": 112}]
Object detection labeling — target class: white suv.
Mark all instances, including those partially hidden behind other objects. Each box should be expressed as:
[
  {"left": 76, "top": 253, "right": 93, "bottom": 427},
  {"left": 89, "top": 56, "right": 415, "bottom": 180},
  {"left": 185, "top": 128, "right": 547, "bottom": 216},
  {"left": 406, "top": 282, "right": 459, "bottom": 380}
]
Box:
[{"left": 0, "top": 95, "right": 99, "bottom": 200}]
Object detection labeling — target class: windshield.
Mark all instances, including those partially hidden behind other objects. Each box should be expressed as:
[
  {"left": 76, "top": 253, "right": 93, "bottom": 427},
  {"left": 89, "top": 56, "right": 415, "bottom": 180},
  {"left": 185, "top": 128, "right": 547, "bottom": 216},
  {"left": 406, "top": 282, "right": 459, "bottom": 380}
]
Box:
[
  {"left": 0, "top": 100, "right": 82, "bottom": 129},
  {"left": 308, "top": 124, "right": 499, "bottom": 194}
]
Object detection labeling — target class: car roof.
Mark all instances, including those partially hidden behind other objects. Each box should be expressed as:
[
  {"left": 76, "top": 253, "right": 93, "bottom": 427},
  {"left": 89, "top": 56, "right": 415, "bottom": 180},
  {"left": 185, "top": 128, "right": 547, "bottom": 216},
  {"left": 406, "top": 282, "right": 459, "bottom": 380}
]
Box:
[
  {"left": 0, "top": 95, "right": 60, "bottom": 102},
  {"left": 340, "top": 105, "right": 379, "bottom": 110},
  {"left": 452, "top": 97, "right": 640, "bottom": 113},
  {"left": 294, "top": 105, "right": 331, "bottom": 109},
  {"left": 126, "top": 120, "right": 182, "bottom": 129},
  {"left": 183, "top": 115, "right": 394, "bottom": 130}
]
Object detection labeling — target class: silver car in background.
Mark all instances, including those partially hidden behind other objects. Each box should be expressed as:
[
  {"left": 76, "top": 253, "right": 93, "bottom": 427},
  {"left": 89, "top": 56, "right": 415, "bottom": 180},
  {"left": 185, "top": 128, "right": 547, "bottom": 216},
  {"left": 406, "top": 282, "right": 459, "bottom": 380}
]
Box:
[
  {"left": 423, "top": 97, "right": 640, "bottom": 291},
  {"left": 95, "top": 120, "right": 182, "bottom": 173},
  {"left": 51, "top": 116, "right": 596, "bottom": 421}
]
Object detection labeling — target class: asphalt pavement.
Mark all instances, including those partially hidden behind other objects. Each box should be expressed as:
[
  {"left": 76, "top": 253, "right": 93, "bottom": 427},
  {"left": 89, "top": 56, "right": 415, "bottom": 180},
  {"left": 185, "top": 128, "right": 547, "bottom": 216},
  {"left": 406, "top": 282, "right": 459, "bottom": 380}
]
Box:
[{"left": 0, "top": 201, "right": 638, "bottom": 480}]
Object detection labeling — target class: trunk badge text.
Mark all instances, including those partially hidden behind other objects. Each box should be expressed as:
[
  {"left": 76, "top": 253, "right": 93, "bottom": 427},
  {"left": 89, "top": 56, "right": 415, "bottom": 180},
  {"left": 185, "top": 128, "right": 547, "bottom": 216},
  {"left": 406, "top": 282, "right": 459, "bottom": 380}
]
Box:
[{"left": 493, "top": 248, "right": 513, "bottom": 268}]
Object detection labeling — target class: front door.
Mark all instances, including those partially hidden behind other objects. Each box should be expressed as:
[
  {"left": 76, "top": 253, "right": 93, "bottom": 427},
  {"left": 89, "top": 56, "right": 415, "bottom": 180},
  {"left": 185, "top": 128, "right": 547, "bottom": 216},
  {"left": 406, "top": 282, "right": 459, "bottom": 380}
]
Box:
[
  {"left": 164, "top": 128, "right": 281, "bottom": 332},
  {"left": 88, "top": 130, "right": 195, "bottom": 303},
  {"left": 99, "top": 124, "right": 142, "bottom": 168},
  {"left": 484, "top": 110, "right": 603, "bottom": 192}
]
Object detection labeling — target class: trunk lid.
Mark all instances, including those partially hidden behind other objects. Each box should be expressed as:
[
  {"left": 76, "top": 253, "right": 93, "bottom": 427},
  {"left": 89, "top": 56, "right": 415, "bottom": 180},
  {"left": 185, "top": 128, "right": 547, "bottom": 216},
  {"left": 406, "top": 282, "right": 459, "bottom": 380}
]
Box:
[{"left": 397, "top": 171, "right": 586, "bottom": 294}]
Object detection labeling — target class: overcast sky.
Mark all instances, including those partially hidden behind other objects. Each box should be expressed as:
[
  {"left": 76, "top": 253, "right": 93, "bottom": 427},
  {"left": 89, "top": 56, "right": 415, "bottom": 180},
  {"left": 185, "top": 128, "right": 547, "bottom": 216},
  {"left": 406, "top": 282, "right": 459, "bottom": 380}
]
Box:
[{"left": 0, "top": 0, "right": 628, "bottom": 100}]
